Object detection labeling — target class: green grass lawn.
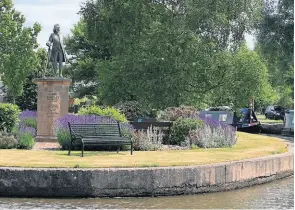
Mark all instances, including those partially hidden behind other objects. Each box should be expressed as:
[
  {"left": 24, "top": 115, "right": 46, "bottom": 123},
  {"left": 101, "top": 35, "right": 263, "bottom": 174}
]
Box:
[
  {"left": 256, "top": 114, "right": 283, "bottom": 124},
  {"left": 0, "top": 132, "right": 288, "bottom": 168}
]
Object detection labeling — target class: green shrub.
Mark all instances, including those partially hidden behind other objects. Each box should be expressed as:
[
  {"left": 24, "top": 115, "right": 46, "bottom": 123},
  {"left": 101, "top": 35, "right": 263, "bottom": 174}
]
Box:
[
  {"left": 17, "top": 132, "right": 35, "bottom": 149},
  {"left": 0, "top": 130, "right": 18, "bottom": 149},
  {"left": 56, "top": 129, "right": 71, "bottom": 150},
  {"left": 22, "top": 118, "right": 37, "bottom": 129},
  {"left": 170, "top": 117, "right": 204, "bottom": 145},
  {"left": 157, "top": 106, "right": 199, "bottom": 121},
  {"left": 0, "top": 103, "right": 21, "bottom": 133},
  {"left": 78, "top": 106, "right": 127, "bottom": 122}
]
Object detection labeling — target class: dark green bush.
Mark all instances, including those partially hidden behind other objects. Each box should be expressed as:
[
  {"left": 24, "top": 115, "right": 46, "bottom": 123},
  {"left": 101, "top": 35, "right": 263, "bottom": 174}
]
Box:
[
  {"left": 115, "top": 101, "right": 144, "bottom": 121},
  {"left": 0, "top": 130, "right": 18, "bottom": 149},
  {"left": 0, "top": 103, "right": 21, "bottom": 133},
  {"left": 170, "top": 117, "right": 204, "bottom": 145}
]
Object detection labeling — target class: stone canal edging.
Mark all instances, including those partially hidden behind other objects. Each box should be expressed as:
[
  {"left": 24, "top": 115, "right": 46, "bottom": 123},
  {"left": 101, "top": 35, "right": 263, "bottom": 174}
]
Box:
[{"left": 0, "top": 152, "right": 293, "bottom": 198}]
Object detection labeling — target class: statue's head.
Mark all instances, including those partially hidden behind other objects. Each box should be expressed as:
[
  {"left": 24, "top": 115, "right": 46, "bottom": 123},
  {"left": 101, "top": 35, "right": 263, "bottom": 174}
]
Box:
[{"left": 53, "top": 24, "right": 60, "bottom": 33}]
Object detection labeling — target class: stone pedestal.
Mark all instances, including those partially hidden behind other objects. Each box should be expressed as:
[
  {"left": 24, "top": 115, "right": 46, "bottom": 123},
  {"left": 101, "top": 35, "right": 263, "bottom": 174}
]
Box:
[{"left": 34, "top": 78, "right": 72, "bottom": 142}]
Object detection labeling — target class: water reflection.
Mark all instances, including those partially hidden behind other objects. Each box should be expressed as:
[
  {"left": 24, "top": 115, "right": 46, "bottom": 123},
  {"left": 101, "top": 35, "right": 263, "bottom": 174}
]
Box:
[{"left": 0, "top": 177, "right": 293, "bottom": 209}]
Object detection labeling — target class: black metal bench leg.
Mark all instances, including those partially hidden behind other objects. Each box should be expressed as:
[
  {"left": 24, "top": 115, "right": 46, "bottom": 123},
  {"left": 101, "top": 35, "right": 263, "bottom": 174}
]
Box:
[
  {"left": 117, "top": 147, "right": 120, "bottom": 153},
  {"left": 68, "top": 141, "right": 72, "bottom": 156},
  {"left": 131, "top": 142, "right": 133, "bottom": 155},
  {"left": 82, "top": 142, "right": 84, "bottom": 157}
]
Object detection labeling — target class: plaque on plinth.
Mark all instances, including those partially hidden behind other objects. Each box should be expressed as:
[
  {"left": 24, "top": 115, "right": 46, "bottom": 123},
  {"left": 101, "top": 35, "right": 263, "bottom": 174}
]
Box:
[{"left": 34, "top": 78, "right": 72, "bottom": 142}]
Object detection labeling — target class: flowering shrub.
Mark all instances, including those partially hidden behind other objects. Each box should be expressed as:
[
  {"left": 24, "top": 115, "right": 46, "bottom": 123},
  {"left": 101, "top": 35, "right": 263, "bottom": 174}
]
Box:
[
  {"left": 19, "top": 110, "right": 37, "bottom": 120},
  {"left": 19, "top": 110, "right": 37, "bottom": 129},
  {"left": 13, "top": 110, "right": 37, "bottom": 149},
  {"left": 187, "top": 124, "right": 237, "bottom": 148},
  {"left": 132, "top": 126, "right": 164, "bottom": 151},
  {"left": 0, "top": 129, "right": 18, "bottom": 149},
  {"left": 157, "top": 106, "right": 199, "bottom": 121},
  {"left": 54, "top": 114, "right": 134, "bottom": 150},
  {"left": 78, "top": 106, "right": 127, "bottom": 122},
  {"left": 185, "top": 116, "right": 237, "bottom": 148}
]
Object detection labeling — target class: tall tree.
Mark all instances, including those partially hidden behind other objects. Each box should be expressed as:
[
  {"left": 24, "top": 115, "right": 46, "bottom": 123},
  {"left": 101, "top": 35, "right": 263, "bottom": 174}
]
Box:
[
  {"left": 256, "top": 0, "right": 294, "bottom": 107},
  {"left": 0, "top": 0, "right": 41, "bottom": 103},
  {"left": 209, "top": 43, "right": 278, "bottom": 108},
  {"left": 67, "top": 0, "right": 270, "bottom": 109},
  {"left": 64, "top": 20, "right": 104, "bottom": 98},
  {"left": 9, "top": 48, "right": 47, "bottom": 110}
]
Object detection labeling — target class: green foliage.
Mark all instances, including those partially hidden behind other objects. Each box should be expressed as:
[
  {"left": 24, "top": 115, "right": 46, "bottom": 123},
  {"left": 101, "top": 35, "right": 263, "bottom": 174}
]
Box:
[
  {"left": 0, "top": 129, "right": 18, "bottom": 149},
  {"left": 56, "top": 129, "right": 71, "bottom": 150},
  {"left": 73, "top": 98, "right": 81, "bottom": 105},
  {"left": 65, "top": 0, "right": 263, "bottom": 109},
  {"left": 0, "top": 103, "right": 21, "bottom": 133},
  {"left": 0, "top": 0, "right": 41, "bottom": 102},
  {"left": 256, "top": 0, "right": 294, "bottom": 106},
  {"left": 114, "top": 101, "right": 146, "bottom": 121},
  {"left": 257, "top": 0, "right": 293, "bottom": 79},
  {"left": 157, "top": 106, "right": 200, "bottom": 121},
  {"left": 170, "top": 118, "right": 204, "bottom": 145},
  {"left": 208, "top": 44, "right": 277, "bottom": 107},
  {"left": 22, "top": 118, "right": 37, "bottom": 129},
  {"left": 78, "top": 106, "right": 127, "bottom": 122},
  {"left": 277, "top": 86, "right": 294, "bottom": 108},
  {"left": 64, "top": 20, "right": 101, "bottom": 98},
  {"left": 17, "top": 132, "right": 35, "bottom": 149},
  {"left": 5, "top": 48, "right": 48, "bottom": 110}
]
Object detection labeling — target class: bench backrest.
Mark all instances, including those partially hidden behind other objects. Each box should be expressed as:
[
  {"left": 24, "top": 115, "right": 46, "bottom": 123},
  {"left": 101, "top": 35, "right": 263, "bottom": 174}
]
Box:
[{"left": 68, "top": 122, "right": 122, "bottom": 138}]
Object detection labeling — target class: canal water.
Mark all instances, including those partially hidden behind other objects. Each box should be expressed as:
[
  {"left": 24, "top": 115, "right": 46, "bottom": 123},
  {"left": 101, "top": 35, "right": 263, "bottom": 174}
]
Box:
[{"left": 0, "top": 176, "right": 293, "bottom": 209}]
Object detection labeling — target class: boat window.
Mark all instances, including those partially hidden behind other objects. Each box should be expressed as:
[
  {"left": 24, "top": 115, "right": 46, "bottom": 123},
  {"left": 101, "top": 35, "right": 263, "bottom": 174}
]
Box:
[{"left": 219, "top": 114, "right": 227, "bottom": 122}]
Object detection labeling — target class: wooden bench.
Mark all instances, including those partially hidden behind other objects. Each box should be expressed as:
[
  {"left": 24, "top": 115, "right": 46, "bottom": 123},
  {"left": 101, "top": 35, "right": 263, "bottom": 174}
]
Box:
[{"left": 68, "top": 122, "right": 133, "bottom": 157}]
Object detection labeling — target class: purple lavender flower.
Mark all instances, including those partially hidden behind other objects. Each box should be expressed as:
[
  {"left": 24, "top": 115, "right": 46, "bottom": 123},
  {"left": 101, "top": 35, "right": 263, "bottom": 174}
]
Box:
[
  {"left": 19, "top": 125, "right": 36, "bottom": 137},
  {"left": 19, "top": 110, "right": 37, "bottom": 120},
  {"left": 189, "top": 113, "right": 235, "bottom": 131},
  {"left": 54, "top": 114, "right": 117, "bottom": 132},
  {"left": 53, "top": 114, "right": 135, "bottom": 137}
]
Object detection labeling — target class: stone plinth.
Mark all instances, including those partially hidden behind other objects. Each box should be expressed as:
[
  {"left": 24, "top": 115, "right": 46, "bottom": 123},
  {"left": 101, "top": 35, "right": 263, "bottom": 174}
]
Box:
[{"left": 34, "top": 78, "right": 72, "bottom": 142}]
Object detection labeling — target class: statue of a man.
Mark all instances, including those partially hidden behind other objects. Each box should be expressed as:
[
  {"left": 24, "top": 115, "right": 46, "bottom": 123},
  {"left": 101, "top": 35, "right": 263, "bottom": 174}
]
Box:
[{"left": 46, "top": 24, "right": 66, "bottom": 77}]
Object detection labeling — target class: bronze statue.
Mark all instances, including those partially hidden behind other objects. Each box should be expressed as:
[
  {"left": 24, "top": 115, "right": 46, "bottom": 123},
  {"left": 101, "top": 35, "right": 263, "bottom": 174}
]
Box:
[{"left": 46, "top": 24, "right": 66, "bottom": 77}]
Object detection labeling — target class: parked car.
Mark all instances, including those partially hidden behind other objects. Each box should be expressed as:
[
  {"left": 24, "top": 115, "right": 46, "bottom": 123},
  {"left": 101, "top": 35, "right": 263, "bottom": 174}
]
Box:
[{"left": 264, "top": 105, "right": 285, "bottom": 120}]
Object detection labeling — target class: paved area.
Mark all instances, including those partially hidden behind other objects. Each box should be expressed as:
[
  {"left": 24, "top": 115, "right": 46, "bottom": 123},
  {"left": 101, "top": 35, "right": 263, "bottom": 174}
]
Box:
[{"left": 33, "top": 142, "right": 61, "bottom": 150}]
